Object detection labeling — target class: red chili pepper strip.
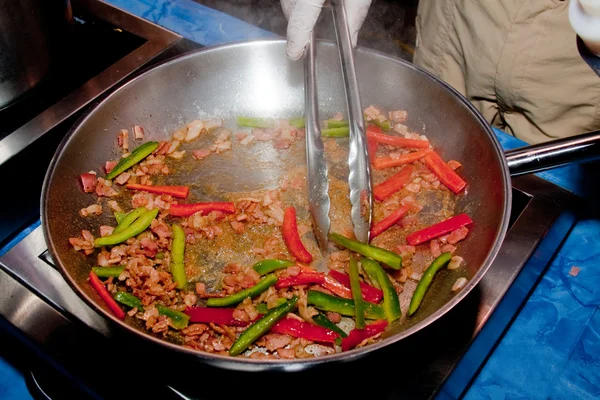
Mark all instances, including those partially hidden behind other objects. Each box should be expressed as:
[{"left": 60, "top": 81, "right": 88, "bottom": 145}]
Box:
[
  {"left": 370, "top": 205, "right": 410, "bottom": 239},
  {"left": 341, "top": 320, "right": 388, "bottom": 351},
  {"left": 373, "top": 165, "right": 414, "bottom": 201},
  {"left": 184, "top": 306, "right": 249, "bottom": 327},
  {"left": 366, "top": 126, "right": 430, "bottom": 149},
  {"left": 321, "top": 275, "right": 353, "bottom": 299},
  {"left": 406, "top": 213, "right": 473, "bottom": 246},
  {"left": 168, "top": 202, "right": 235, "bottom": 217},
  {"left": 88, "top": 271, "right": 125, "bottom": 320},
  {"left": 328, "top": 270, "right": 383, "bottom": 304},
  {"left": 372, "top": 149, "right": 432, "bottom": 170},
  {"left": 126, "top": 183, "right": 189, "bottom": 199},
  {"left": 423, "top": 151, "right": 467, "bottom": 193},
  {"left": 367, "top": 137, "right": 379, "bottom": 164},
  {"left": 275, "top": 273, "right": 326, "bottom": 289},
  {"left": 281, "top": 206, "right": 313, "bottom": 263},
  {"left": 270, "top": 317, "right": 339, "bottom": 344}
]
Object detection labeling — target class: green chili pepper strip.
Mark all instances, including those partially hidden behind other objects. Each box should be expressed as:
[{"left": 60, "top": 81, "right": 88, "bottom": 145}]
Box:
[
  {"left": 252, "top": 259, "right": 295, "bottom": 275},
  {"left": 155, "top": 305, "right": 190, "bottom": 330},
  {"left": 94, "top": 208, "right": 159, "bottom": 247},
  {"left": 206, "top": 274, "right": 278, "bottom": 307},
  {"left": 156, "top": 252, "right": 165, "bottom": 260},
  {"left": 236, "top": 116, "right": 275, "bottom": 128},
  {"left": 313, "top": 313, "right": 347, "bottom": 338},
  {"left": 236, "top": 116, "right": 304, "bottom": 129},
  {"left": 113, "top": 292, "right": 144, "bottom": 311},
  {"left": 408, "top": 252, "right": 453, "bottom": 316},
  {"left": 373, "top": 119, "right": 392, "bottom": 131},
  {"left": 106, "top": 141, "right": 159, "bottom": 180},
  {"left": 322, "top": 127, "right": 350, "bottom": 137},
  {"left": 256, "top": 303, "right": 268, "bottom": 314},
  {"left": 289, "top": 118, "right": 306, "bottom": 129},
  {"left": 327, "top": 120, "right": 349, "bottom": 128},
  {"left": 92, "top": 266, "right": 125, "bottom": 278},
  {"left": 348, "top": 257, "right": 365, "bottom": 329},
  {"left": 363, "top": 264, "right": 381, "bottom": 289},
  {"left": 113, "top": 207, "right": 148, "bottom": 234},
  {"left": 170, "top": 224, "right": 187, "bottom": 289},
  {"left": 229, "top": 296, "right": 298, "bottom": 356},
  {"left": 114, "top": 211, "right": 127, "bottom": 224},
  {"left": 329, "top": 233, "right": 402, "bottom": 270},
  {"left": 361, "top": 258, "right": 401, "bottom": 322},
  {"left": 307, "top": 290, "right": 385, "bottom": 320}
]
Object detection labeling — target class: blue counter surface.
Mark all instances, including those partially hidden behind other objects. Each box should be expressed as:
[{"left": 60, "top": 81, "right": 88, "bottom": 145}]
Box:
[{"left": 2, "top": 1, "right": 598, "bottom": 398}]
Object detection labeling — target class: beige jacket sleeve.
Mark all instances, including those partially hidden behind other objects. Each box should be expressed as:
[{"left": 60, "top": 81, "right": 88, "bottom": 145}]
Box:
[{"left": 413, "top": 0, "right": 600, "bottom": 144}]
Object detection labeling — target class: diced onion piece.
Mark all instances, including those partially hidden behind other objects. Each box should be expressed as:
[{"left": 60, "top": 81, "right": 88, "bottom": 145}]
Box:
[
  {"left": 447, "top": 256, "right": 464, "bottom": 270},
  {"left": 452, "top": 277, "right": 468, "bottom": 292}
]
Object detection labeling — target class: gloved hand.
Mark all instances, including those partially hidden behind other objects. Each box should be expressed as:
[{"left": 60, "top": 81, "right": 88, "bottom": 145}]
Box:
[{"left": 281, "top": 0, "right": 372, "bottom": 60}]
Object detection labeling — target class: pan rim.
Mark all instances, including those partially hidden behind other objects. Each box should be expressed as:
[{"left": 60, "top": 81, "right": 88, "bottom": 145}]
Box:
[{"left": 41, "top": 38, "right": 512, "bottom": 371}]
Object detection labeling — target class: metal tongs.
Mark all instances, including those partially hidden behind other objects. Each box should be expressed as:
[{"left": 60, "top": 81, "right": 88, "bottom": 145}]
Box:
[{"left": 304, "top": 0, "right": 373, "bottom": 251}]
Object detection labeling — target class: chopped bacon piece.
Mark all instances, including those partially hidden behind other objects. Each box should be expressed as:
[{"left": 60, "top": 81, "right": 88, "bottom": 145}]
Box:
[
  {"left": 95, "top": 178, "right": 118, "bottom": 197},
  {"left": 117, "top": 129, "right": 129, "bottom": 150},
  {"left": 252, "top": 128, "right": 277, "bottom": 141},
  {"left": 80, "top": 173, "right": 97, "bottom": 193},
  {"left": 80, "top": 204, "right": 102, "bottom": 217},
  {"left": 447, "top": 226, "right": 469, "bottom": 245},
  {"left": 441, "top": 244, "right": 457, "bottom": 254},
  {"left": 389, "top": 110, "right": 408, "bottom": 122},
  {"left": 114, "top": 172, "right": 131, "bottom": 185},
  {"left": 133, "top": 125, "right": 145, "bottom": 139},
  {"left": 398, "top": 214, "right": 419, "bottom": 228},
  {"left": 240, "top": 134, "right": 255, "bottom": 145},
  {"left": 107, "top": 200, "right": 122, "bottom": 212},
  {"left": 364, "top": 105, "right": 381, "bottom": 120},
  {"left": 104, "top": 161, "right": 117, "bottom": 174},
  {"left": 430, "top": 240, "right": 442, "bottom": 257},
  {"left": 190, "top": 149, "right": 210, "bottom": 160},
  {"left": 185, "top": 120, "right": 205, "bottom": 142},
  {"left": 230, "top": 220, "right": 245, "bottom": 234},
  {"left": 99, "top": 226, "right": 114, "bottom": 237},
  {"left": 155, "top": 141, "right": 170, "bottom": 155},
  {"left": 260, "top": 333, "right": 293, "bottom": 351},
  {"left": 396, "top": 245, "right": 416, "bottom": 257},
  {"left": 400, "top": 196, "right": 423, "bottom": 213}
]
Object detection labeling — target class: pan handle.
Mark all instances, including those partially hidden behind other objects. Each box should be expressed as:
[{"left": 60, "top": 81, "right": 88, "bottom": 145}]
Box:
[{"left": 505, "top": 130, "right": 600, "bottom": 176}]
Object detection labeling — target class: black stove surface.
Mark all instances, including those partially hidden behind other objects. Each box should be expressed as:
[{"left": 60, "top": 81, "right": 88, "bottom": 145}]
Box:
[{"left": 0, "top": 12, "right": 145, "bottom": 140}]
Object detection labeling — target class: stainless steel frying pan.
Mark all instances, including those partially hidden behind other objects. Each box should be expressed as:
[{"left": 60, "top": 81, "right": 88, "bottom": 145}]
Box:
[{"left": 41, "top": 39, "right": 600, "bottom": 371}]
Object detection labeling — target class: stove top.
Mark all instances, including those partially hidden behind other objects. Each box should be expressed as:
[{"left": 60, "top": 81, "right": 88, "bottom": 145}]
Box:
[
  {"left": 0, "top": 0, "right": 180, "bottom": 166},
  {"left": 0, "top": 176, "right": 574, "bottom": 399},
  {"left": 0, "top": 1, "right": 576, "bottom": 399}
]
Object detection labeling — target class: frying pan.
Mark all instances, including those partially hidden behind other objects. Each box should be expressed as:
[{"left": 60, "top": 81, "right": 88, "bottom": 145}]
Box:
[{"left": 41, "top": 39, "right": 600, "bottom": 371}]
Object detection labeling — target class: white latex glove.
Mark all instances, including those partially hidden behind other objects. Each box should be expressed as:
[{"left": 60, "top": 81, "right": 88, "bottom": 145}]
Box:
[
  {"left": 281, "top": 0, "right": 372, "bottom": 60},
  {"left": 569, "top": 0, "right": 600, "bottom": 56}
]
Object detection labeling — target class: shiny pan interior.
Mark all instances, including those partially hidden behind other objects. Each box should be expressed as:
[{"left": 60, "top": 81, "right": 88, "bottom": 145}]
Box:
[{"left": 42, "top": 40, "right": 511, "bottom": 371}]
